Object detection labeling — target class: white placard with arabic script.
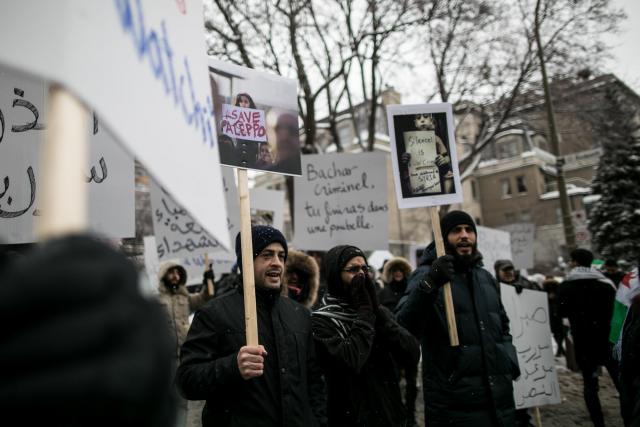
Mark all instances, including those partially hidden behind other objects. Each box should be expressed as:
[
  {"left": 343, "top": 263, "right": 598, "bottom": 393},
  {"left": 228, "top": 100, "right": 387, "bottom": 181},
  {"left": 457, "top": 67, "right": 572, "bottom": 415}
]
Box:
[
  {"left": 293, "top": 152, "right": 389, "bottom": 250},
  {"left": 0, "top": 66, "right": 134, "bottom": 243},
  {"left": 476, "top": 225, "right": 512, "bottom": 277},
  {"left": 150, "top": 167, "right": 239, "bottom": 260},
  {"left": 499, "top": 223, "right": 535, "bottom": 270},
  {"left": 501, "top": 285, "right": 561, "bottom": 409},
  {"left": 0, "top": 0, "right": 229, "bottom": 249}
]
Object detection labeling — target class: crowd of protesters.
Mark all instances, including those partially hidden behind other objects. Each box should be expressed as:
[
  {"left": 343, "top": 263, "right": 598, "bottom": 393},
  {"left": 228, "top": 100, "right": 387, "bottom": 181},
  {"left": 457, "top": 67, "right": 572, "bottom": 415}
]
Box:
[{"left": 1, "top": 211, "right": 639, "bottom": 427}]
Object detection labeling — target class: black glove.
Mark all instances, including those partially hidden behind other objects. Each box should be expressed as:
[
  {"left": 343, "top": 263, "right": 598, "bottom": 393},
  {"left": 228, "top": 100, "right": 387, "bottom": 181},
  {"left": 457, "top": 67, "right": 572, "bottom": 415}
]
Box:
[
  {"left": 425, "top": 255, "right": 455, "bottom": 290},
  {"left": 348, "top": 273, "right": 373, "bottom": 311},
  {"left": 514, "top": 284, "right": 524, "bottom": 294},
  {"left": 202, "top": 267, "right": 214, "bottom": 286},
  {"left": 363, "top": 274, "right": 380, "bottom": 312}
]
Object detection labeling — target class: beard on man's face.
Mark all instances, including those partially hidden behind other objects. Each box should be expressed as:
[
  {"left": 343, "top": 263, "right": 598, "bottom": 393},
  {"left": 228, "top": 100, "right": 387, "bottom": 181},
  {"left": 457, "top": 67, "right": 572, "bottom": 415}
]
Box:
[{"left": 445, "top": 241, "right": 478, "bottom": 270}]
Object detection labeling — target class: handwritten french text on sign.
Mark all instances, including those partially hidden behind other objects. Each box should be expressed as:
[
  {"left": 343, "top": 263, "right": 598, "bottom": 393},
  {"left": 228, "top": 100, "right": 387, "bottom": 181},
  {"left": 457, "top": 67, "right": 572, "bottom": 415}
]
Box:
[
  {"left": 501, "top": 285, "right": 561, "bottom": 409},
  {"left": 221, "top": 104, "right": 267, "bottom": 142},
  {"left": 150, "top": 168, "right": 239, "bottom": 260},
  {"left": 0, "top": 66, "right": 134, "bottom": 243},
  {"left": 499, "top": 223, "right": 535, "bottom": 270},
  {"left": 0, "top": 0, "right": 229, "bottom": 248},
  {"left": 404, "top": 130, "right": 441, "bottom": 193},
  {"left": 293, "top": 153, "right": 389, "bottom": 250},
  {"left": 476, "top": 225, "right": 512, "bottom": 277}
]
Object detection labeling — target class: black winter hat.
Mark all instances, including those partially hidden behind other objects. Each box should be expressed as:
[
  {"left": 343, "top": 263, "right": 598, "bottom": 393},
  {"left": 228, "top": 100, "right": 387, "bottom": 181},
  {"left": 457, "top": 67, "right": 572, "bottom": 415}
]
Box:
[
  {"left": 235, "top": 225, "right": 288, "bottom": 270},
  {"left": 440, "top": 210, "right": 477, "bottom": 238},
  {"left": 322, "top": 245, "right": 366, "bottom": 297},
  {"left": 0, "top": 234, "right": 176, "bottom": 427}
]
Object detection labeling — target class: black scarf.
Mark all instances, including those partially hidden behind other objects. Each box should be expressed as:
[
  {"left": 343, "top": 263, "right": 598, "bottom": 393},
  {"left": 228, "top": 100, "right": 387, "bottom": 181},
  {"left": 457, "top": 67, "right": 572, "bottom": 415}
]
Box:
[{"left": 312, "top": 294, "right": 358, "bottom": 339}]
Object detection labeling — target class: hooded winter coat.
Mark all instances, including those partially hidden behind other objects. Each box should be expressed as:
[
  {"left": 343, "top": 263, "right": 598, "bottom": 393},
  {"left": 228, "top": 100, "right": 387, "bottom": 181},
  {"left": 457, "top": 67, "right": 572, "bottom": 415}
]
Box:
[
  {"left": 396, "top": 242, "right": 519, "bottom": 427},
  {"left": 157, "top": 262, "right": 208, "bottom": 357},
  {"left": 312, "top": 247, "right": 420, "bottom": 427},
  {"left": 281, "top": 250, "right": 320, "bottom": 308},
  {"left": 176, "top": 281, "right": 327, "bottom": 427},
  {"left": 558, "top": 266, "right": 616, "bottom": 369},
  {"left": 379, "top": 256, "right": 413, "bottom": 312}
]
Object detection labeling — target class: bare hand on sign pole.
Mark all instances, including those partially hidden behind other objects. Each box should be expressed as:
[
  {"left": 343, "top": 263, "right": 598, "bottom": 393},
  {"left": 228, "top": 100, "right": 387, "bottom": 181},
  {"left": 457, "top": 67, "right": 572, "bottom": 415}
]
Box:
[
  {"left": 237, "top": 345, "right": 268, "bottom": 379},
  {"left": 238, "top": 168, "right": 259, "bottom": 346},
  {"left": 429, "top": 208, "right": 460, "bottom": 346}
]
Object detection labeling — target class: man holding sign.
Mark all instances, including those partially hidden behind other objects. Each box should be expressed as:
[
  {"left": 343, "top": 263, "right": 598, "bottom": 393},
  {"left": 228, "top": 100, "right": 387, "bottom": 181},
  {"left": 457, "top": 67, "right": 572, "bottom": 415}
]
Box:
[
  {"left": 396, "top": 211, "right": 520, "bottom": 427},
  {"left": 176, "top": 225, "right": 326, "bottom": 426}
]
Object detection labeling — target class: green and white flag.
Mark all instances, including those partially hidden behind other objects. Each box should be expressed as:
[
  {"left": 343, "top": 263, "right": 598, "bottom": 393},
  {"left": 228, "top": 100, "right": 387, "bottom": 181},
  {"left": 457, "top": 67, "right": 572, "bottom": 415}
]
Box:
[{"left": 610, "top": 267, "right": 639, "bottom": 343}]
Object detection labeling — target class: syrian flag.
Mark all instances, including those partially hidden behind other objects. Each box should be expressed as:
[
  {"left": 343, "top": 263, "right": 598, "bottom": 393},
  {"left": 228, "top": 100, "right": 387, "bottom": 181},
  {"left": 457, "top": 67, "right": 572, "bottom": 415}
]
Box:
[{"left": 609, "top": 268, "right": 640, "bottom": 343}]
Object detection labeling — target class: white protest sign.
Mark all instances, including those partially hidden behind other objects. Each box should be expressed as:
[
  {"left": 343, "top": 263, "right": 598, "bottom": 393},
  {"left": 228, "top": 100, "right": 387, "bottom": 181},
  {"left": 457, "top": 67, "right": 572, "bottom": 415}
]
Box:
[
  {"left": 0, "top": 0, "right": 229, "bottom": 248},
  {"left": 293, "top": 153, "right": 389, "bottom": 250},
  {"left": 150, "top": 167, "right": 239, "bottom": 260},
  {"left": 476, "top": 225, "right": 512, "bottom": 276},
  {"left": 0, "top": 66, "right": 134, "bottom": 243},
  {"left": 249, "top": 187, "right": 285, "bottom": 231},
  {"left": 386, "top": 104, "right": 463, "bottom": 209},
  {"left": 221, "top": 104, "right": 267, "bottom": 142},
  {"left": 501, "top": 285, "right": 561, "bottom": 409},
  {"left": 499, "top": 223, "right": 535, "bottom": 270},
  {"left": 143, "top": 235, "right": 235, "bottom": 288}
]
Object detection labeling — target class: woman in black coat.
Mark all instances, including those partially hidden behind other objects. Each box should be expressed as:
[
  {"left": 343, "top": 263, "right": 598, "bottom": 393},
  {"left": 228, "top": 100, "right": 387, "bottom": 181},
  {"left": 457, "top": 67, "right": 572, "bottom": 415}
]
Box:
[{"left": 312, "top": 245, "right": 420, "bottom": 427}]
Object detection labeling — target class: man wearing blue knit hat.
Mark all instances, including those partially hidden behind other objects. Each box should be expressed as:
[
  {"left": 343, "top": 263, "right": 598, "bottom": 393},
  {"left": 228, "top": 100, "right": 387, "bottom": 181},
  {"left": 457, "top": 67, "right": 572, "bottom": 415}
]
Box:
[{"left": 177, "top": 225, "right": 326, "bottom": 426}]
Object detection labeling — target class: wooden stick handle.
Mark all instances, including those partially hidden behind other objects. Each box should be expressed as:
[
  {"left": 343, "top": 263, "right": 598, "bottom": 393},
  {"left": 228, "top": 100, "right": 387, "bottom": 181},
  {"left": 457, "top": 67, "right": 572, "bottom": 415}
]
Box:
[
  {"left": 430, "top": 207, "right": 459, "bottom": 346},
  {"left": 237, "top": 169, "right": 259, "bottom": 346},
  {"left": 37, "top": 85, "right": 88, "bottom": 239},
  {"left": 534, "top": 407, "right": 542, "bottom": 427},
  {"left": 203, "top": 253, "right": 214, "bottom": 296}
]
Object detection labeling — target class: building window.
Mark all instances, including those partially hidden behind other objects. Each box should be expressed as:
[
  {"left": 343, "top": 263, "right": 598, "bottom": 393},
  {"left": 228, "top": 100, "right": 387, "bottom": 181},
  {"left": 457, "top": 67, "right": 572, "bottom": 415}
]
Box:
[
  {"left": 505, "top": 212, "right": 516, "bottom": 223},
  {"left": 501, "top": 178, "right": 512, "bottom": 198},
  {"left": 521, "top": 209, "right": 532, "bottom": 222},
  {"left": 496, "top": 139, "right": 519, "bottom": 159},
  {"left": 516, "top": 175, "right": 527, "bottom": 194},
  {"left": 471, "top": 180, "right": 478, "bottom": 200},
  {"left": 555, "top": 207, "right": 562, "bottom": 224}
]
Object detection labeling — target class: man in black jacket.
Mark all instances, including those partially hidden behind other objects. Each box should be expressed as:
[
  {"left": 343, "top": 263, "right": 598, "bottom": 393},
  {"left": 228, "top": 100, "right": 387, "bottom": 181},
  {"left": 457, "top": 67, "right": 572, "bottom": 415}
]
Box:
[
  {"left": 558, "top": 248, "right": 619, "bottom": 427},
  {"left": 396, "top": 211, "right": 520, "bottom": 427},
  {"left": 176, "top": 225, "right": 326, "bottom": 426}
]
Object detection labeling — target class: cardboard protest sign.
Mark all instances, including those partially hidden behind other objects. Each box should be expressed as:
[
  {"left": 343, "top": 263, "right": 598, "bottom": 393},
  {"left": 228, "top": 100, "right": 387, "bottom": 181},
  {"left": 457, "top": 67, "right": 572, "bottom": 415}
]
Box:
[
  {"left": 249, "top": 187, "right": 285, "bottom": 231},
  {"left": 221, "top": 104, "right": 267, "bottom": 142},
  {"left": 143, "top": 235, "right": 235, "bottom": 288},
  {"left": 150, "top": 168, "right": 239, "bottom": 260},
  {"left": 476, "top": 225, "right": 512, "bottom": 276},
  {"left": 387, "top": 104, "right": 462, "bottom": 209},
  {"left": 499, "top": 223, "right": 535, "bottom": 270},
  {"left": 209, "top": 58, "right": 301, "bottom": 176},
  {"left": 0, "top": 66, "right": 134, "bottom": 243},
  {"left": 0, "top": 0, "right": 230, "bottom": 248},
  {"left": 501, "top": 285, "right": 561, "bottom": 409},
  {"left": 293, "top": 153, "right": 389, "bottom": 250}
]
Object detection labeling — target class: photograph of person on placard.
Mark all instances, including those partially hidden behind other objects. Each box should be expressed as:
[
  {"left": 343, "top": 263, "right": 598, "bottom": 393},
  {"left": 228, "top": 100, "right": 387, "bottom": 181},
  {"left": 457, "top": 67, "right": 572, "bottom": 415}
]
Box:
[
  {"left": 396, "top": 112, "right": 453, "bottom": 197},
  {"left": 209, "top": 59, "right": 302, "bottom": 176},
  {"left": 387, "top": 104, "right": 463, "bottom": 209}
]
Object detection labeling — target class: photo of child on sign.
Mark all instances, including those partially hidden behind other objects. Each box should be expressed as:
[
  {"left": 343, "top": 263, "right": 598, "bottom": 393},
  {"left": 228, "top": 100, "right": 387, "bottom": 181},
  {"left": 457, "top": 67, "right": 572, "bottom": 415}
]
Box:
[
  {"left": 209, "top": 59, "right": 302, "bottom": 176},
  {"left": 387, "top": 104, "right": 463, "bottom": 209}
]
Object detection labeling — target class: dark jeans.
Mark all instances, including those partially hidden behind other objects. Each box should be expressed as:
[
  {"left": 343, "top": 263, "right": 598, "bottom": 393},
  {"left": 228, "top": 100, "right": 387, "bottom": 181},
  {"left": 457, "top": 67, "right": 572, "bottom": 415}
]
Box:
[
  {"left": 403, "top": 358, "right": 419, "bottom": 425},
  {"left": 581, "top": 352, "right": 621, "bottom": 427}
]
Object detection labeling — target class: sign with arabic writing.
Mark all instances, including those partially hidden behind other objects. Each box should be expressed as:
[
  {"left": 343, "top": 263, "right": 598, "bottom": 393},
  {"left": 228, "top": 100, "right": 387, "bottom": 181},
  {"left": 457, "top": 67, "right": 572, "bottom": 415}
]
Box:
[
  {"left": 387, "top": 103, "right": 462, "bottom": 209},
  {"left": 293, "top": 153, "right": 389, "bottom": 250},
  {"left": 501, "top": 285, "right": 561, "bottom": 409},
  {"left": 150, "top": 167, "right": 239, "bottom": 260},
  {"left": 0, "top": 66, "right": 134, "bottom": 243},
  {"left": 0, "top": 0, "right": 229, "bottom": 248}
]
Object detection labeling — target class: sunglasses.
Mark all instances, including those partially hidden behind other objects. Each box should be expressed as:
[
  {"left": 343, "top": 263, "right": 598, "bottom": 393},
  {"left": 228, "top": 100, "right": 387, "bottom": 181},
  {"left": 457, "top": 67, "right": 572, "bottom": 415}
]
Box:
[{"left": 343, "top": 265, "right": 371, "bottom": 274}]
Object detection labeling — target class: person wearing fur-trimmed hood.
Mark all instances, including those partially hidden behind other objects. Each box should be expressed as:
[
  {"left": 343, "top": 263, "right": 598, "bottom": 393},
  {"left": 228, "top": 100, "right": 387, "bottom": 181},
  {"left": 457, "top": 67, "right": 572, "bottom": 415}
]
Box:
[{"left": 281, "top": 249, "right": 320, "bottom": 309}]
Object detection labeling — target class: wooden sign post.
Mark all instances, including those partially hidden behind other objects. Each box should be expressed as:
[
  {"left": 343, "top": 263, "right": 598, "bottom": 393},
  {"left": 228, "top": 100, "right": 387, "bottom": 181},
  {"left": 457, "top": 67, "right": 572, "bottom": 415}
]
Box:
[
  {"left": 37, "top": 85, "right": 88, "bottom": 239},
  {"left": 237, "top": 168, "right": 259, "bottom": 346},
  {"left": 429, "top": 207, "right": 459, "bottom": 346}
]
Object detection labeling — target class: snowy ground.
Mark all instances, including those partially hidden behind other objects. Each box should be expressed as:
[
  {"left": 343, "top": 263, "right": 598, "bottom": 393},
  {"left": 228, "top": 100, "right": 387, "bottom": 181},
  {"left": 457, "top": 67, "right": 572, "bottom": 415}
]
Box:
[{"left": 412, "top": 356, "right": 623, "bottom": 427}]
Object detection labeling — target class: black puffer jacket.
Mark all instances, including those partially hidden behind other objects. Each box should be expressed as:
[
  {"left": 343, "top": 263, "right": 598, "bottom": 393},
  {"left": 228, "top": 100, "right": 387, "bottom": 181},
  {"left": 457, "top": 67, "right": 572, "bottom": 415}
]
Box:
[
  {"left": 396, "top": 242, "right": 519, "bottom": 427},
  {"left": 620, "top": 290, "right": 640, "bottom": 427},
  {"left": 176, "top": 285, "right": 326, "bottom": 427}
]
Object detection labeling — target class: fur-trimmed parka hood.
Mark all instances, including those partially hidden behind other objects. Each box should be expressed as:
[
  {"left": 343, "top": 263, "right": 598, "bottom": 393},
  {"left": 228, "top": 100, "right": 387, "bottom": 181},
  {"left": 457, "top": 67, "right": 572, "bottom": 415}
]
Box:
[
  {"left": 281, "top": 250, "right": 320, "bottom": 308},
  {"left": 158, "top": 261, "right": 188, "bottom": 295},
  {"left": 382, "top": 257, "right": 412, "bottom": 283}
]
